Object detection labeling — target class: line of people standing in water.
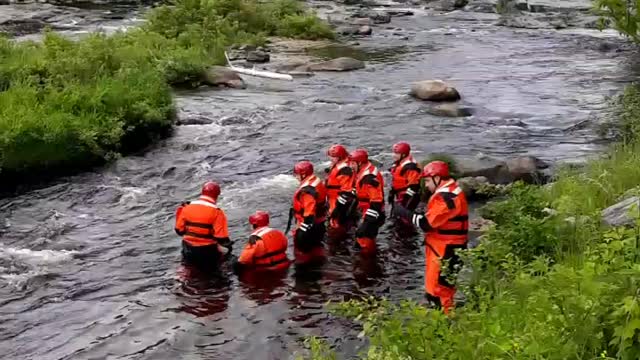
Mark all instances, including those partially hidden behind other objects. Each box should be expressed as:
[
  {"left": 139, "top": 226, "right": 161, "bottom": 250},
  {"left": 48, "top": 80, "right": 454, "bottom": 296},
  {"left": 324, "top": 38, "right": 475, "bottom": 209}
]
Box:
[{"left": 174, "top": 142, "right": 469, "bottom": 313}]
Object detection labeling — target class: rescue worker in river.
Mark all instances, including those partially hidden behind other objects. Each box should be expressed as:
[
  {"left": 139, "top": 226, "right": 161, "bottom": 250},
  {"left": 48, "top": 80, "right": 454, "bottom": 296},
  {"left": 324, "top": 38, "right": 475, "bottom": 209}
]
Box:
[
  {"left": 175, "top": 181, "right": 232, "bottom": 269},
  {"left": 324, "top": 144, "right": 355, "bottom": 232},
  {"left": 392, "top": 161, "right": 469, "bottom": 314},
  {"left": 234, "top": 211, "right": 291, "bottom": 272},
  {"left": 389, "top": 142, "right": 421, "bottom": 213},
  {"left": 290, "top": 160, "right": 327, "bottom": 264},
  {"left": 350, "top": 149, "right": 385, "bottom": 253}
]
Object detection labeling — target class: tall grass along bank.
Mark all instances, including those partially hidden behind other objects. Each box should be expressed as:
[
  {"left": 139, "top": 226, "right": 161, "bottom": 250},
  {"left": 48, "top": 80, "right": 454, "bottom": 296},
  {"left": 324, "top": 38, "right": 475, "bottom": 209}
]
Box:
[
  {"left": 305, "top": 85, "right": 640, "bottom": 360},
  {"left": 0, "top": 0, "right": 333, "bottom": 192}
]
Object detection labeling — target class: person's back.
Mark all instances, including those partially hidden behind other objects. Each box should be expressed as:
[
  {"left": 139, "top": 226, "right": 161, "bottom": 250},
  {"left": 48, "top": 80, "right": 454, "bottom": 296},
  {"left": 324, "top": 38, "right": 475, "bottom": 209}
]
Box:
[
  {"left": 175, "top": 182, "right": 231, "bottom": 269},
  {"left": 236, "top": 211, "right": 291, "bottom": 272}
]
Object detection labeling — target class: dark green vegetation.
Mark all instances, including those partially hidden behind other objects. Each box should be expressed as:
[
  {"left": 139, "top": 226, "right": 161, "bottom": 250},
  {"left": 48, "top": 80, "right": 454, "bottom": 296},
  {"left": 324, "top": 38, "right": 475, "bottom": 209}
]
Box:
[
  {"left": 0, "top": 0, "right": 333, "bottom": 188},
  {"left": 306, "top": 85, "right": 640, "bottom": 359}
]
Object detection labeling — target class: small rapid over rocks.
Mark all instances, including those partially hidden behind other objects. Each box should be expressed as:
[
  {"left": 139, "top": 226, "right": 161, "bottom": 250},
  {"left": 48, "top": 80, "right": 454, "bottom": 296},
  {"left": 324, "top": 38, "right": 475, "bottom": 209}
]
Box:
[{"left": 1, "top": 0, "right": 638, "bottom": 358}]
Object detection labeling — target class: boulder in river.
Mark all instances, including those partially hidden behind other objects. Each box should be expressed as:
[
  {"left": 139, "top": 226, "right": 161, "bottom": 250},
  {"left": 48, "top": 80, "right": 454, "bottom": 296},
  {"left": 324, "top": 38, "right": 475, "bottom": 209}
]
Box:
[
  {"left": 201, "top": 66, "right": 246, "bottom": 89},
  {"left": 176, "top": 115, "right": 214, "bottom": 126},
  {"left": 458, "top": 176, "right": 507, "bottom": 200},
  {"left": 602, "top": 196, "right": 640, "bottom": 228},
  {"left": 410, "top": 80, "right": 461, "bottom": 101},
  {"left": 291, "top": 57, "right": 366, "bottom": 72},
  {"left": 246, "top": 49, "right": 270, "bottom": 63},
  {"left": 425, "top": 0, "right": 469, "bottom": 11},
  {"left": 425, "top": 102, "right": 473, "bottom": 117},
  {"left": 456, "top": 155, "right": 549, "bottom": 185},
  {"left": 352, "top": 10, "right": 392, "bottom": 24},
  {"left": 336, "top": 25, "right": 373, "bottom": 36}
]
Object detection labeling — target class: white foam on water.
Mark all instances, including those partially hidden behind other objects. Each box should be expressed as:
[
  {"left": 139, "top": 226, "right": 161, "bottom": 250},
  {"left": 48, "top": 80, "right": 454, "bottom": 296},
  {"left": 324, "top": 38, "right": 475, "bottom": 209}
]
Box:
[
  {"left": 219, "top": 174, "right": 298, "bottom": 209},
  {"left": 0, "top": 246, "right": 79, "bottom": 265},
  {"left": 0, "top": 270, "right": 45, "bottom": 289}
]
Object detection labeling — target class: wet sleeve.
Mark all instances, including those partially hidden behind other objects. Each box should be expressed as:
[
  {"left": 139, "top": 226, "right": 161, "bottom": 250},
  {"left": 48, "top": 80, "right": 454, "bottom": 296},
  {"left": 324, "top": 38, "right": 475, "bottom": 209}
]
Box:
[
  {"left": 426, "top": 195, "right": 456, "bottom": 229},
  {"left": 174, "top": 206, "right": 186, "bottom": 235},
  {"left": 213, "top": 210, "right": 230, "bottom": 239},
  {"left": 337, "top": 167, "right": 354, "bottom": 193},
  {"left": 301, "top": 192, "right": 317, "bottom": 218},
  {"left": 366, "top": 181, "right": 384, "bottom": 203},
  {"left": 406, "top": 167, "right": 422, "bottom": 187}
]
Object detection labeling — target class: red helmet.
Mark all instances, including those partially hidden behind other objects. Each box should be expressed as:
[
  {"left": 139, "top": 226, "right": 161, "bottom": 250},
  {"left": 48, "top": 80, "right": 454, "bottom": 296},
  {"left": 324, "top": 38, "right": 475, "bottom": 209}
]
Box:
[
  {"left": 293, "top": 160, "right": 314, "bottom": 178},
  {"left": 422, "top": 161, "right": 449, "bottom": 178},
  {"left": 248, "top": 210, "right": 269, "bottom": 227},
  {"left": 327, "top": 144, "right": 348, "bottom": 159},
  {"left": 202, "top": 181, "right": 221, "bottom": 199},
  {"left": 349, "top": 149, "right": 369, "bottom": 164},
  {"left": 392, "top": 142, "right": 411, "bottom": 156}
]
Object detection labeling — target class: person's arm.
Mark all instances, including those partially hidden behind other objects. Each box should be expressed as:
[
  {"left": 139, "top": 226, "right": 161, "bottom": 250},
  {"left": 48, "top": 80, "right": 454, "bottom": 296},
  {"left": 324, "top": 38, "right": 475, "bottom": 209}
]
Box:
[
  {"left": 364, "top": 177, "right": 383, "bottom": 221},
  {"left": 298, "top": 192, "right": 316, "bottom": 232},
  {"left": 332, "top": 168, "right": 355, "bottom": 218},
  {"left": 401, "top": 165, "right": 422, "bottom": 206},
  {"left": 409, "top": 195, "right": 455, "bottom": 232},
  {"left": 213, "top": 210, "right": 232, "bottom": 254},
  {"left": 174, "top": 205, "right": 187, "bottom": 236}
]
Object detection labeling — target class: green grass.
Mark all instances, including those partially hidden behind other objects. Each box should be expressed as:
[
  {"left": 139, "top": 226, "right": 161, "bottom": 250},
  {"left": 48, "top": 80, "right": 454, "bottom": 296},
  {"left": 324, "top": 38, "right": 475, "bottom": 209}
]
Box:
[
  {"left": 0, "top": 0, "right": 333, "bottom": 187},
  {"left": 305, "top": 84, "right": 640, "bottom": 360}
]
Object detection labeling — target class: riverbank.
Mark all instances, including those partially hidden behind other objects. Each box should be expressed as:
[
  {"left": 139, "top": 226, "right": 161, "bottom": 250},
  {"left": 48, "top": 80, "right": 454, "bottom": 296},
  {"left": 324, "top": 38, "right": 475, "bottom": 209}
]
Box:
[
  {"left": 0, "top": 0, "right": 332, "bottom": 193},
  {"left": 308, "top": 85, "right": 640, "bottom": 359}
]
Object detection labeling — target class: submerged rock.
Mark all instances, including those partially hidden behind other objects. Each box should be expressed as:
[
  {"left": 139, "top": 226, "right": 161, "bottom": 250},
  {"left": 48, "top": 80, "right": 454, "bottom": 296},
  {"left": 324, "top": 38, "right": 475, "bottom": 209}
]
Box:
[
  {"left": 424, "top": 102, "right": 473, "bottom": 117},
  {"left": 290, "top": 57, "right": 366, "bottom": 72},
  {"left": 201, "top": 66, "right": 246, "bottom": 89},
  {"left": 410, "top": 80, "right": 461, "bottom": 101}
]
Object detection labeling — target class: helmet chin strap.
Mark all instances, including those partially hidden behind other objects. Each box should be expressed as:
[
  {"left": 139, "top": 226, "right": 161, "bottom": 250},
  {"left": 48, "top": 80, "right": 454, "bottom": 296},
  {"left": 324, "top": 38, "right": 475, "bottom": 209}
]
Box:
[{"left": 431, "top": 176, "right": 441, "bottom": 189}]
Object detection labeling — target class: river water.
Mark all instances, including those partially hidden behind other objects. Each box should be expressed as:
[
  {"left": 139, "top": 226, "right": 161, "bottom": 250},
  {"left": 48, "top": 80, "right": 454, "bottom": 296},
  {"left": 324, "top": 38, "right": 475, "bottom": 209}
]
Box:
[{"left": 0, "top": 2, "right": 636, "bottom": 359}]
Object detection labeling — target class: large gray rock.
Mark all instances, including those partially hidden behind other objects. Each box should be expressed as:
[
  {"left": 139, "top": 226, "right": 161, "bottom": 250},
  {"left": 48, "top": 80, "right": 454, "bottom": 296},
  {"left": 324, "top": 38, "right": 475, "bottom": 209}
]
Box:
[
  {"left": 246, "top": 50, "right": 270, "bottom": 63},
  {"left": 201, "top": 66, "right": 246, "bottom": 89},
  {"left": 352, "top": 10, "right": 391, "bottom": 24},
  {"left": 602, "top": 196, "right": 640, "bottom": 227},
  {"left": 410, "top": 80, "right": 461, "bottom": 101},
  {"left": 294, "top": 57, "right": 366, "bottom": 72},
  {"left": 425, "top": 0, "right": 469, "bottom": 11},
  {"left": 425, "top": 102, "right": 473, "bottom": 117},
  {"left": 336, "top": 25, "right": 373, "bottom": 36},
  {"left": 458, "top": 176, "right": 507, "bottom": 200},
  {"left": 457, "top": 155, "right": 549, "bottom": 185}
]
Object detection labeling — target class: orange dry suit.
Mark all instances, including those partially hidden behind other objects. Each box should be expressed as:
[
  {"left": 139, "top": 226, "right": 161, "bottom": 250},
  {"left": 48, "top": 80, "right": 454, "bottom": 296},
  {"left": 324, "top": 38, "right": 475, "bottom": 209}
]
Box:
[
  {"left": 389, "top": 155, "right": 421, "bottom": 211},
  {"left": 325, "top": 158, "right": 355, "bottom": 228},
  {"left": 237, "top": 226, "right": 291, "bottom": 271},
  {"left": 353, "top": 162, "right": 385, "bottom": 252},
  {"left": 291, "top": 174, "right": 327, "bottom": 263},
  {"left": 175, "top": 195, "right": 231, "bottom": 266},
  {"left": 410, "top": 179, "right": 468, "bottom": 314}
]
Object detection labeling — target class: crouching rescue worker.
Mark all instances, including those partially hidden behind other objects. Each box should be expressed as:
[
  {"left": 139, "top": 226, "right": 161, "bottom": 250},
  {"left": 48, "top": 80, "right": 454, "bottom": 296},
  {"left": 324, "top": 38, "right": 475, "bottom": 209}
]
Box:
[
  {"left": 291, "top": 161, "right": 327, "bottom": 264},
  {"left": 235, "top": 211, "right": 291, "bottom": 272},
  {"left": 350, "top": 149, "right": 385, "bottom": 253},
  {"left": 175, "top": 181, "right": 232, "bottom": 269},
  {"left": 325, "top": 144, "right": 355, "bottom": 231},
  {"left": 392, "top": 161, "right": 468, "bottom": 314},
  {"left": 389, "top": 142, "right": 421, "bottom": 212}
]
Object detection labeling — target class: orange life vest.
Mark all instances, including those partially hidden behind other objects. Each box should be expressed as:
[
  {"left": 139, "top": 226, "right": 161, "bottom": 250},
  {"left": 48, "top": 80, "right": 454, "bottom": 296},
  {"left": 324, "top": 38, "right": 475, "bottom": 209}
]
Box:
[
  {"left": 391, "top": 155, "right": 420, "bottom": 196},
  {"left": 239, "top": 226, "right": 290, "bottom": 270},
  {"left": 354, "top": 162, "right": 384, "bottom": 212},
  {"left": 293, "top": 174, "right": 327, "bottom": 224},
  {"left": 425, "top": 180, "right": 468, "bottom": 245},
  {"left": 175, "top": 196, "right": 229, "bottom": 247},
  {"left": 325, "top": 159, "right": 354, "bottom": 211}
]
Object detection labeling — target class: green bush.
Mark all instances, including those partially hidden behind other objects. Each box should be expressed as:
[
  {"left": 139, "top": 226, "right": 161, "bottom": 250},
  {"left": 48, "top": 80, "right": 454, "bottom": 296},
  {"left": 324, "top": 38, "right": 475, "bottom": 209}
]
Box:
[
  {"left": 0, "top": 32, "right": 174, "bottom": 180},
  {"left": 0, "top": 0, "right": 333, "bottom": 184}
]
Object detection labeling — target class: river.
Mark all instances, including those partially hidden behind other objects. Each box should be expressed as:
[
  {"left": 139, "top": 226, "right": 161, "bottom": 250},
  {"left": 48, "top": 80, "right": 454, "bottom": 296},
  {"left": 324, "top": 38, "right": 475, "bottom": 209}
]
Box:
[{"left": 0, "top": 1, "right": 635, "bottom": 359}]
